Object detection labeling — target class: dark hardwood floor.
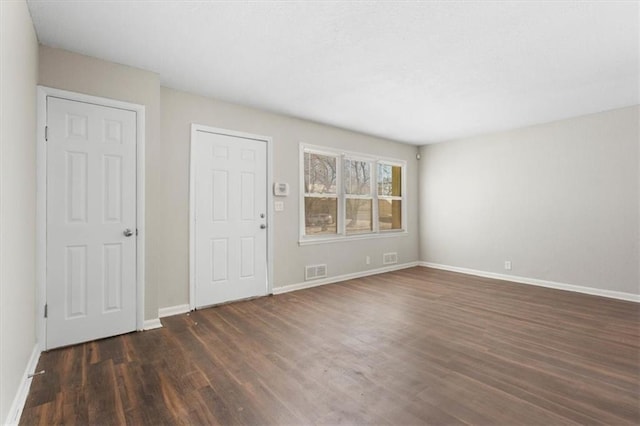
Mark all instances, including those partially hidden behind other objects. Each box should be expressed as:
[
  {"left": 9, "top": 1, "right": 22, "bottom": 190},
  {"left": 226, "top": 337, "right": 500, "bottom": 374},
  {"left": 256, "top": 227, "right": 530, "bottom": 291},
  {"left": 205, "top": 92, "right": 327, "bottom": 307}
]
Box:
[{"left": 21, "top": 267, "right": 640, "bottom": 425}]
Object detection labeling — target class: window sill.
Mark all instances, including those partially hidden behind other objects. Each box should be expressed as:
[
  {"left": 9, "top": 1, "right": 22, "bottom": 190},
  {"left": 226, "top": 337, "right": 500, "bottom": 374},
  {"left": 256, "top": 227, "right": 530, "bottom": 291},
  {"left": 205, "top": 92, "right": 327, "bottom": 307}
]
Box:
[{"left": 298, "top": 230, "right": 408, "bottom": 246}]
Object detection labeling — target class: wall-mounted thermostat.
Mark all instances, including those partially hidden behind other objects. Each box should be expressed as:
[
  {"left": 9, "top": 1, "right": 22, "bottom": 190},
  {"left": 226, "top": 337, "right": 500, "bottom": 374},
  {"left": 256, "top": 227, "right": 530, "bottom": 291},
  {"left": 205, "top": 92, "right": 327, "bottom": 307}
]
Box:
[{"left": 273, "top": 182, "right": 289, "bottom": 196}]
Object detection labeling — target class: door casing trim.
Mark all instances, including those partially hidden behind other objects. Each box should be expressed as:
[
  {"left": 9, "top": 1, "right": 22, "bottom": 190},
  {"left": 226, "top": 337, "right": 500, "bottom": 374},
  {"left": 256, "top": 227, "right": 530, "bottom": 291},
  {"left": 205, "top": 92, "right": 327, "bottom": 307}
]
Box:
[
  {"left": 189, "top": 124, "right": 274, "bottom": 310},
  {"left": 36, "top": 86, "right": 146, "bottom": 350}
]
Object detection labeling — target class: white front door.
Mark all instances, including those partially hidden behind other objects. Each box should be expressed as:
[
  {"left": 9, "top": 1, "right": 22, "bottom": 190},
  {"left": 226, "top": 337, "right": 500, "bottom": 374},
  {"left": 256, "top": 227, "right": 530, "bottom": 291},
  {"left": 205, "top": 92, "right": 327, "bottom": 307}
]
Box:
[
  {"left": 46, "top": 96, "right": 137, "bottom": 349},
  {"left": 192, "top": 130, "right": 268, "bottom": 308}
]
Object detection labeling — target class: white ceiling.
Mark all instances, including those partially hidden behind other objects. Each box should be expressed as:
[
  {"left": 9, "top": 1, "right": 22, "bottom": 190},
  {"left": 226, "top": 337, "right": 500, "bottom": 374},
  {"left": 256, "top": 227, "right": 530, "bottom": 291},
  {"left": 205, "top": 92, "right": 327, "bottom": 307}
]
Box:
[{"left": 27, "top": 1, "right": 639, "bottom": 145}]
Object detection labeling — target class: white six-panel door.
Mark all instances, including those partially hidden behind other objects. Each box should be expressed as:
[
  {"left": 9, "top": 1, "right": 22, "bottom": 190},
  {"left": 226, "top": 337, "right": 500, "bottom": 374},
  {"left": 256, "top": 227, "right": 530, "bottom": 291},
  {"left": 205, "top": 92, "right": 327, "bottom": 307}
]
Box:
[
  {"left": 192, "top": 130, "right": 268, "bottom": 308},
  {"left": 46, "top": 96, "right": 137, "bottom": 349}
]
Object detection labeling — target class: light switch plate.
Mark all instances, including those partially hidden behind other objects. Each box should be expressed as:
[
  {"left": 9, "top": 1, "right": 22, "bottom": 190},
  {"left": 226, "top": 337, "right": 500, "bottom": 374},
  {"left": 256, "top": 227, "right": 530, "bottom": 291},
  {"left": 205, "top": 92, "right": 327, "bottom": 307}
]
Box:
[{"left": 274, "top": 201, "right": 284, "bottom": 211}]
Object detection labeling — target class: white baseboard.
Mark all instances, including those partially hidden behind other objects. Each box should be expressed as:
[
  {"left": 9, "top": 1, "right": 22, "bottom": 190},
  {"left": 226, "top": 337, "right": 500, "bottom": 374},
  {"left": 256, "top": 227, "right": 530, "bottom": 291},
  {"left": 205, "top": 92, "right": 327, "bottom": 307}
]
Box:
[
  {"left": 5, "top": 344, "right": 41, "bottom": 425},
  {"left": 419, "top": 262, "right": 640, "bottom": 303},
  {"left": 273, "top": 261, "right": 420, "bottom": 295},
  {"left": 158, "top": 304, "right": 191, "bottom": 318},
  {"left": 142, "top": 318, "right": 163, "bottom": 330}
]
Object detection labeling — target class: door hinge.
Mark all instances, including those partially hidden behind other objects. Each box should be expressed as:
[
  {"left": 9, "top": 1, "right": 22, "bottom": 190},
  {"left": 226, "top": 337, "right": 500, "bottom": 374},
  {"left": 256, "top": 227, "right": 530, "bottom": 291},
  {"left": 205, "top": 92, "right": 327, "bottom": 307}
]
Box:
[
  {"left": 44, "top": 304, "right": 48, "bottom": 318},
  {"left": 45, "top": 126, "right": 48, "bottom": 142}
]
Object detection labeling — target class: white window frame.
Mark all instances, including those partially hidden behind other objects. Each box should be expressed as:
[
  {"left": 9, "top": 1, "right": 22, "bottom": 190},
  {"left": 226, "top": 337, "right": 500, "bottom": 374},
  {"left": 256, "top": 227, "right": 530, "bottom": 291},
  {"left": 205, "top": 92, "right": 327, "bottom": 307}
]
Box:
[
  {"left": 343, "top": 155, "right": 375, "bottom": 235},
  {"left": 376, "top": 160, "right": 405, "bottom": 234},
  {"left": 301, "top": 147, "right": 341, "bottom": 234},
  {"left": 299, "top": 143, "right": 407, "bottom": 245}
]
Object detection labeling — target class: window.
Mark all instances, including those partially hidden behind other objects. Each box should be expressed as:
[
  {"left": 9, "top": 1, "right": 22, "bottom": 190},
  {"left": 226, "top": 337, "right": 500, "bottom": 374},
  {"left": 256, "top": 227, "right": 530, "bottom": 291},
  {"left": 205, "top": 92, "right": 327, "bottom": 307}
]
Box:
[
  {"left": 303, "top": 151, "right": 338, "bottom": 236},
  {"left": 301, "top": 145, "right": 406, "bottom": 243},
  {"left": 344, "top": 159, "right": 372, "bottom": 234},
  {"left": 377, "top": 163, "right": 402, "bottom": 231}
]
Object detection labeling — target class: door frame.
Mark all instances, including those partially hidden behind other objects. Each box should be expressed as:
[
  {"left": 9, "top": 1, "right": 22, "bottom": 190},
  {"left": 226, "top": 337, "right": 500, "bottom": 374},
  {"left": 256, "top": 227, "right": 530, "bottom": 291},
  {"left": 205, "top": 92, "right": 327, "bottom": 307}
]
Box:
[
  {"left": 189, "top": 124, "right": 274, "bottom": 310},
  {"left": 36, "top": 86, "right": 146, "bottom": 350}
]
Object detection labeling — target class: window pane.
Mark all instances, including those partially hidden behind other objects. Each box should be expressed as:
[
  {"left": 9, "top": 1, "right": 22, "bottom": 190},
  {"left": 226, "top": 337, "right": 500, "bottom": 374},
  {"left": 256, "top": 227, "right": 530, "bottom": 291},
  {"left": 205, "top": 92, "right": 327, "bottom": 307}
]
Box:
[
  {"left": 344, "top": 159, "right": 371, "bottom": 195},
  {"left": 305, "top": 197, "right": 337, "bottom": 235},
  {"left": 378, "top": 199, "right": 402, "bottom": 230},
  {"left": 304, "top": 152, "right": 336, "bottom": 194},
  {"left": 346, "top": 199, "right": 372, "bottom": 234},
  {"left": 377, "top": 164, "right": 402, "bottom": 196}
]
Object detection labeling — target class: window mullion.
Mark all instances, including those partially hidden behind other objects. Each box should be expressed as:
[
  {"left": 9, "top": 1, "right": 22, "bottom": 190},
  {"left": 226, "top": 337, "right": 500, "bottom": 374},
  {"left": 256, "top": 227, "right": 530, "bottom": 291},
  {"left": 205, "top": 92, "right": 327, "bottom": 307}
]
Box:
[
  {"left": 373, "top": 162, "right": 379, "bottom": 233},
  {"left": 305, "top": 193, "right": 338, "bottom": 198},
  {"left": 338, "top": 155, "right": 345, "bottom": 235}
]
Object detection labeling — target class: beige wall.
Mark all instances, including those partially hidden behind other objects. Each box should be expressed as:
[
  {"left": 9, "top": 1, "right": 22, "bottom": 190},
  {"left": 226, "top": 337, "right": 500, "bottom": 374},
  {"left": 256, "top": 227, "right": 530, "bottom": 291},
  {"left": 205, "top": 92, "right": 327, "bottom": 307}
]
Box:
[
  {"left": 419, "top": 106, "right": 640, "bottom": 295},
  {"left": 38, "top": 46, "right": 161, "bottom": 320},
  {"left": 159, "top": 87, "right": 420, "bottom": 308},
  {"left": 0, "top": 0, "right": 39, "bottom": 422}
]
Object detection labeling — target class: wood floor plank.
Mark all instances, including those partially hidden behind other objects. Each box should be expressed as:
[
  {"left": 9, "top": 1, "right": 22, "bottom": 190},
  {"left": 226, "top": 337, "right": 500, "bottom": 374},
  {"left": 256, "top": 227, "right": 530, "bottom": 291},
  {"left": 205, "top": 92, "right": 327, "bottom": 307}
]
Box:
[{"left": 20, "top": 267, "right": 640, "bottom": 425}]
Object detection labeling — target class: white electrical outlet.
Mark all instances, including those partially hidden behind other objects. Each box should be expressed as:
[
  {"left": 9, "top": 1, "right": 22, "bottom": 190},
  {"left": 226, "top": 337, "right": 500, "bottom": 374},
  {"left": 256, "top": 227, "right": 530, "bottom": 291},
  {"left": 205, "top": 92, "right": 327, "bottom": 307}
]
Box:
[
  {"left": 366, "top": 256, "right": 371, "bottom": 265},
  {"left": 504, "top": 261, "right": 512, "bottom": 270}
]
